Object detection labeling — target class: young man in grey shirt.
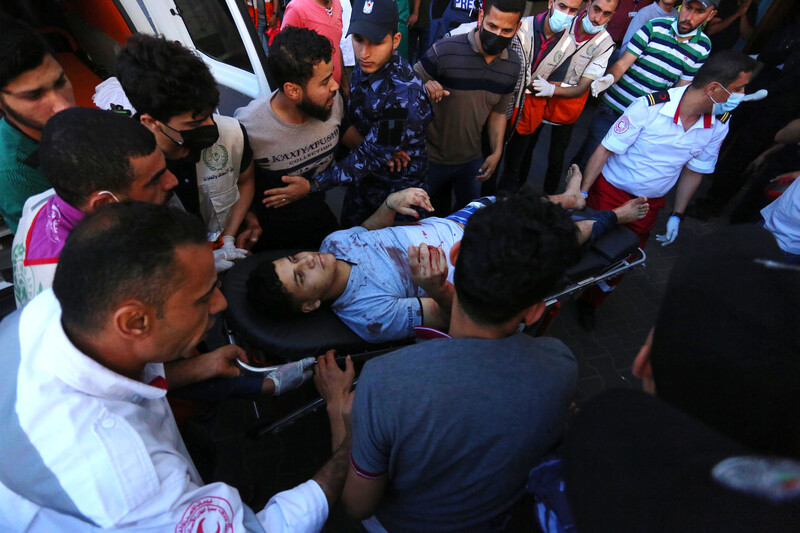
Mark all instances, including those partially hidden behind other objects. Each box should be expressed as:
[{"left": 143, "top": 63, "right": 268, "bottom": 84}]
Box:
[{"left": 340, "top": 191, "right": 582, "bottom": 531}]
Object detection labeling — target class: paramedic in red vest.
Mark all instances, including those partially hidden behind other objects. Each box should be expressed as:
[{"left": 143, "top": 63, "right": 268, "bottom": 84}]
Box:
[{"left": 499, "top": 0, "right": 618, "bottom": 195}]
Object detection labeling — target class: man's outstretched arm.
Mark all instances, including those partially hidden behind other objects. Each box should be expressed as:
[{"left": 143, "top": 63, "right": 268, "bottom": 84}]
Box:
[
  {"left": 360, "top": 188, "right": 434, "bottom": 230},
  {"left": 580, "top": 144, "right": 613, "bottom": 192}
]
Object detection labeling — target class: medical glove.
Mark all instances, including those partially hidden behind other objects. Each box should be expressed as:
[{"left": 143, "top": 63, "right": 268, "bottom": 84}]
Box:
[
  {"left": 533, "top": 76, "right": 556, "bottom": 98},
  {"left": 741, "top": 89, "right": 768, "bottom": 102},
  {"left": 591, "top": 74, "right": 614, "bottom": 97},
  {"left": 656, "top": 216, "right": 681, "bottom": 246},
  {"left": 267, "top": 357, "right": 316, "bottom": 396},
  {"left": 213, "top": 235, "right": 248, "bottom": 272}
]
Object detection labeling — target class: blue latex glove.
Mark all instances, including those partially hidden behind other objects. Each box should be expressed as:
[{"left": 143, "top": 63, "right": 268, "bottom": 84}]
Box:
[
  {"left": 267, "top": 357, "right": 316, "bottom": 396},
  {"left": 656, "top": 216, "right": 681, "bottom": 246}
]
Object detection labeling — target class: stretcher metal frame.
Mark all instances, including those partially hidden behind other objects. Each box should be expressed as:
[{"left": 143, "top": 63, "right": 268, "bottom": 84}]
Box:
[{"left": 544, "top": 247, "right": 647, "bottom": 307}]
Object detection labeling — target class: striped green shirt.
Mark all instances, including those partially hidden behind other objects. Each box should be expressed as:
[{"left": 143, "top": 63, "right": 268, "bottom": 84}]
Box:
[{"left": 603, "top": 17, "right": 712, "bottom": 114}]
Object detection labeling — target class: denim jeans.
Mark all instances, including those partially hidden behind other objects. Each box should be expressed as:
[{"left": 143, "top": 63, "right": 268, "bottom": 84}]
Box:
[
  {"left": 426, "top": 157, "right": 484, "bottom": 214},
  {"left": 257, "top": 19, "right": 270, "bottom": 55},
  {"left": 409, "top": 25, "right": 431, "bottom": 65},
  {"left": 574, "top": 102, "right": 620, "bottom": 171}
]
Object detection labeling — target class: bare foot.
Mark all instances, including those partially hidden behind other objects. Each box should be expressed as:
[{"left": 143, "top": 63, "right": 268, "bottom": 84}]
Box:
[
  {"left": 614, "top": 196, "right": 649, "bottom": 224},
  {"left": 549, "top": 165, "right": 586, "bottom": 210},
  {"left": 565, "top": 164, "right": 582, "bottom": 195}
]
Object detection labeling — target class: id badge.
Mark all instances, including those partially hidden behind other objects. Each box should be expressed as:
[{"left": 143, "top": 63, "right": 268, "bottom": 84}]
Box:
[{"left": 628, "top": 11, "right": 637, "bottom": 17}]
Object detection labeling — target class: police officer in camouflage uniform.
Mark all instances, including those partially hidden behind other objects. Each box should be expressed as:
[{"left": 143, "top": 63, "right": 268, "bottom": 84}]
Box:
[{"left": 264, "top": 0, "right": 432, "bottom": 227}]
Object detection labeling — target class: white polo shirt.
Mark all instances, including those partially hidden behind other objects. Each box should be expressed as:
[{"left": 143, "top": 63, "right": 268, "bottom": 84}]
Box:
[
  {"left": 1, "top": 290, "right": 328, "bottom": 532},
  {"left": 762, "top": 172, "right": 800, "bottom": 255},
  {"left": 600, "top": 85, "right": 730, "bottom": 198}
]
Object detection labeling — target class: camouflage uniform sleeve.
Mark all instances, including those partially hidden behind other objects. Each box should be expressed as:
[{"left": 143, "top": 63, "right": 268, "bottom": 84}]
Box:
[{"left": 314, "top": 81, "right": 433, "bottom": 191}]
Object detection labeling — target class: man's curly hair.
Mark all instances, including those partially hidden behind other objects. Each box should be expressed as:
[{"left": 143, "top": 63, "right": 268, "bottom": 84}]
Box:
[
  {"left": 247, "top": 260, "right": 301, "bottom": 320},
  {"left": 454, "top": 191, "right": 581, "bottom": 325},
  {"left": 267, "top": 26, "right": 334, "bottom": 90},
  {"left": 115, "top": 34, "right": 220, "bottom": 122}
]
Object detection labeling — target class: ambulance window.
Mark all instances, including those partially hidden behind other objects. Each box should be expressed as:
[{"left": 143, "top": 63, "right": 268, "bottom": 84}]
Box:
[{"left": 173, "top": 0, "right": 253, "bottom": 73}]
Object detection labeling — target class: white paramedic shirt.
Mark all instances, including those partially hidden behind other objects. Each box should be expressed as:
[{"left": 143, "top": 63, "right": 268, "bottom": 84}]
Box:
[
  {"left": 0, "top": 290, "right": 328, "bottom": 532},
  {"left": 762, "top": 171, "right": 800, "bottom": 255},
  {"left": 600, "top": 85, "right": 730, "bottom": 198}
]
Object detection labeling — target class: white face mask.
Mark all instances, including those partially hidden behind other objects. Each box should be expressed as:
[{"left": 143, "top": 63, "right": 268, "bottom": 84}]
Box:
[
  {"left": 97, "top": 190, "right": 121, "bottom": 203},
  {"left": 549, "top": 4, "right": 576, "bottom": 32}
]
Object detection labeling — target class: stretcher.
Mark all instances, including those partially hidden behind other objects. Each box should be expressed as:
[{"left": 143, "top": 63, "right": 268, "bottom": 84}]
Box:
[{"left": 222, "top": 225, "right": 645, "bottom": 435}]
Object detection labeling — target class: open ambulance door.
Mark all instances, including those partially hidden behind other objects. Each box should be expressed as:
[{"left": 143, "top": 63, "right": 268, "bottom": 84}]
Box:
[{"left": 64, "top": 0, "right": 274, "bottom": 114}]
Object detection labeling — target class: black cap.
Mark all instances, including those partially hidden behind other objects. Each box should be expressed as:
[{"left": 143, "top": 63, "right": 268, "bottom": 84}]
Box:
[
  {"left": 688, "top": 0, "right": 720, "bottom": 8},
  {"left": 348, "top": 0, "right": 399, "bottom": 43}
]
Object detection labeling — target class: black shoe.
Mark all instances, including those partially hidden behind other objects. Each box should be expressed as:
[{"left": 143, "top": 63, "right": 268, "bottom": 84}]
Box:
[
  {"left": 685, "top": 198, "right": 725, "bottom": 221},
  {"left": 576, "top": 300, "right": 596, "bottom": 331}
]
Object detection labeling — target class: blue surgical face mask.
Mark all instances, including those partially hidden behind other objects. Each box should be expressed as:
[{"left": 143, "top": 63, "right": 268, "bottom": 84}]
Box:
[
  {"left": 581, "top": 12, "right": 606, "bottom": 34},
  {"left": 549, "top": 5, "right": 576, "bottom": 32},
  {"left": 710, "top": 84, "right": 745, "bottom": 115}
]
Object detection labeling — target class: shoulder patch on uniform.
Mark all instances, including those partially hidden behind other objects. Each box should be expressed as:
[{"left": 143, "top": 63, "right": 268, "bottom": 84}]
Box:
[
  {"left": 645, "top": 90, "right": 671, "bottom": 106},
  {"left": 717, "top": 112, "right": 731, "bottom": 123}
]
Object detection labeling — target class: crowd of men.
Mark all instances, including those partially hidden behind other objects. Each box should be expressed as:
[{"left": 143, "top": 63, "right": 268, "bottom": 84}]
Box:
[{"left": 1, "top": 0, "right": 799, "bottom": 530}]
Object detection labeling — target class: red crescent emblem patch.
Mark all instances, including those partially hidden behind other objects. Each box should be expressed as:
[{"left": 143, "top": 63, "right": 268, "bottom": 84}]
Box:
[
  {"left": 176, "top": 497, "right": 234, "bottom": 533},
  {"left": 613, "top": 116, "right": 630, "bottom": 134}
]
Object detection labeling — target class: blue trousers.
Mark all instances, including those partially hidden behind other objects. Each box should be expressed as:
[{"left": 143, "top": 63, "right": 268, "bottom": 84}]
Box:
[
  {"left": 574, "top": 103, "right": 620, "bottom": 171},
  {"left": 427, "top": 157, "right": 484, "bottom": 215}
]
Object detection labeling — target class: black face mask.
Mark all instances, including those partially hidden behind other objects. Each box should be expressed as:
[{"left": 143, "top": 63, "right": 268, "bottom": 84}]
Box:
[
  {"left": 479, "top": 26, "right": 512, "bottom": 56},
  {"left": 165, "top": 119, "right": 220, "bottom": 151}
]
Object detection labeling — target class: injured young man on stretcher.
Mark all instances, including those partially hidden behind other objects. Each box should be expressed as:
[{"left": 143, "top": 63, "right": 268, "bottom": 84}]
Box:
[{"left": 248, "top": 166, "right": 648, "bottom": 343}]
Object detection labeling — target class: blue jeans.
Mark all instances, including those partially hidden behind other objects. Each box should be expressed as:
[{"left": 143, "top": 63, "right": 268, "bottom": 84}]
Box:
[
  {"left": 427, "top": 158, "right": 484, "bottom": 214},
  {"left": 409, "top": 25, "right": 431, "bottom": 65},
  {"left": 257, "top": 19, "right": 270, "bottom": 55},
  {"left": 572, "top": 207, "right": 617, "bottom": 247},
  {"left": 574, "top": 102, "right": 620, "bottom": 170}
]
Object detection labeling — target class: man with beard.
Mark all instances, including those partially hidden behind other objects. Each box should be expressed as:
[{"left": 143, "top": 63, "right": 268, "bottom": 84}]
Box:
[
  {"left": 0, "top": 17, "right": 76, "bottom": 233},
  {"left": 235, "top": 26, "right": 344, "bottom": 250},
  {"left": 111, "top": 34, "right": 259, "bottom": 272},
  {"left": 260, "top": 1, "right": 433, "bottom": 229},
  {"left": 574, "top": 0, "right": 716, "bottom": 169}
]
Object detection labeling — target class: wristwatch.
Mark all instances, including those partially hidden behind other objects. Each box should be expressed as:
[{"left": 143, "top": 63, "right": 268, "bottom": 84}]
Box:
[{"left": 305, "top": 177, "right": 320, "bottom": 194}]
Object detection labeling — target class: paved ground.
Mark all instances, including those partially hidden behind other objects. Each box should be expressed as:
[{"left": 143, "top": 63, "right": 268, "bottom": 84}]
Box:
[{"left": 180, "top": 101, "right": 729, "bottom": 531}]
